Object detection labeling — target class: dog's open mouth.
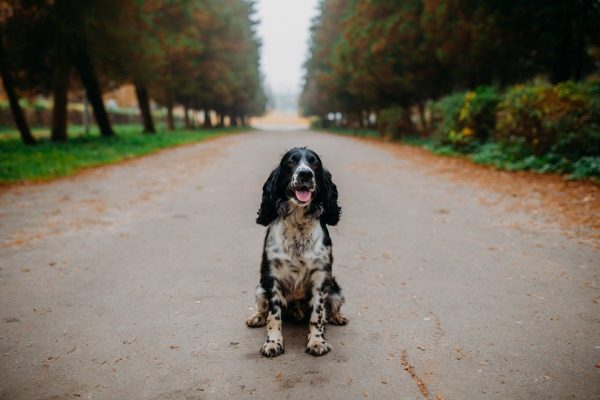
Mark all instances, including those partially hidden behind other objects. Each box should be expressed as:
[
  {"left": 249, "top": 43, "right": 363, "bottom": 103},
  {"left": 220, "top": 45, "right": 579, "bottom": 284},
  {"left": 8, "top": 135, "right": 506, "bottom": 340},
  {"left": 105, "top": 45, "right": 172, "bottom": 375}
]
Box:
[
  {"left": 292, "top": 185, "right": 314, "bottom": 204},
  {"left": 295, "top": 189, "right": 312, "bottom": 203}
]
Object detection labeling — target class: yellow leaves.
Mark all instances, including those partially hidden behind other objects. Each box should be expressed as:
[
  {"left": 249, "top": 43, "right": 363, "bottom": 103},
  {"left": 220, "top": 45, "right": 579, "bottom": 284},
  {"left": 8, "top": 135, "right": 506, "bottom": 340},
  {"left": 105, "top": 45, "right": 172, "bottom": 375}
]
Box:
[
  {"left": 461, "top": 127, "right": 474, "bottom": 137},
  {"left": 459, "top": 91, "right": 476, "bottom": 122}
]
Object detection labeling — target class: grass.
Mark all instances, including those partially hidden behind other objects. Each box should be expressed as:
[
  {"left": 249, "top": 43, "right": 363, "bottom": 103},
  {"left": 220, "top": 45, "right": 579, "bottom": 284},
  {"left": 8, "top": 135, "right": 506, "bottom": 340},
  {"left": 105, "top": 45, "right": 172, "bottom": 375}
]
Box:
[{"left": 0, "top": 124, "right": 247, "bottom": 183}]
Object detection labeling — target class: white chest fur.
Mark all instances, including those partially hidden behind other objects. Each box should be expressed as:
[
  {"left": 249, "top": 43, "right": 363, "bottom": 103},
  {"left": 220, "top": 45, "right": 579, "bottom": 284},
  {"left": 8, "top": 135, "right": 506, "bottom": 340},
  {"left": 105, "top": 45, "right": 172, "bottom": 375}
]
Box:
[{"left": 265, "top": 214, "right": 331, "bottom": 300}]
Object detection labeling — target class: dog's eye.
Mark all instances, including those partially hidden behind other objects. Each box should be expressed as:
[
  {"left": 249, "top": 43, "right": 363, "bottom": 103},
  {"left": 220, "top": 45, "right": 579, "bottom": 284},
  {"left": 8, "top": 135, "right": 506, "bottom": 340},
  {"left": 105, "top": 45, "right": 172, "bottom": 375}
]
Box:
[{"left": 288, "top": 158, "right": 297, "bottom": 166}]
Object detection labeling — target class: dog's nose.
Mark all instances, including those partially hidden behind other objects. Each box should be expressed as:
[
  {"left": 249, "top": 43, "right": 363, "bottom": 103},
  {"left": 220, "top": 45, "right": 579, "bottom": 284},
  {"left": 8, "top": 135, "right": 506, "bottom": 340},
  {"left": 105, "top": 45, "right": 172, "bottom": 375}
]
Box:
[{"left": 297, "top": 170, "right": 314, "bottom": 182}]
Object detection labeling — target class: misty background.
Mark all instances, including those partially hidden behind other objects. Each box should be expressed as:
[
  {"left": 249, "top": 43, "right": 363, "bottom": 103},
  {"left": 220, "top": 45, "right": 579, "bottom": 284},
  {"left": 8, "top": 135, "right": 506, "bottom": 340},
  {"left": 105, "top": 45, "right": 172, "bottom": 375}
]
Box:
[{"left": 257, "top": 0, "right": 319, "bottom": 114}]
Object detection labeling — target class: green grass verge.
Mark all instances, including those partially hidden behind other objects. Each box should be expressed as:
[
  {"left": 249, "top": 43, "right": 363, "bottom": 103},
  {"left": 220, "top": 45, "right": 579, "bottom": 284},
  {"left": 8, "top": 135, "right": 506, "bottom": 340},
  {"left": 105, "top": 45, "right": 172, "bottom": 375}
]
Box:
[{"left": 0, "top": 125, "right": 247, "bottom": 183}]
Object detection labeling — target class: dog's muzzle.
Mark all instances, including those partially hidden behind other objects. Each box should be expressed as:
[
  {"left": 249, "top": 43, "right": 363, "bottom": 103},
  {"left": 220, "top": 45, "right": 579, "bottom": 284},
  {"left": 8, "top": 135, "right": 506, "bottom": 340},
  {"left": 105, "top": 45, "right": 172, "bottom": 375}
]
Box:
[{"left": 291, "top": 169, "right": 315, "bottom": 204}]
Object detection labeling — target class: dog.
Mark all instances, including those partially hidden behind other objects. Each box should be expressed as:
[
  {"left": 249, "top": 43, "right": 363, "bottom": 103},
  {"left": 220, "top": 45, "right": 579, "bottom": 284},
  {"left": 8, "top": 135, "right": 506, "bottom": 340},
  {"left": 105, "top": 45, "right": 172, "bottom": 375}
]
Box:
[{"left": 246, "top": 147, "right": 348, "bottom": 357}]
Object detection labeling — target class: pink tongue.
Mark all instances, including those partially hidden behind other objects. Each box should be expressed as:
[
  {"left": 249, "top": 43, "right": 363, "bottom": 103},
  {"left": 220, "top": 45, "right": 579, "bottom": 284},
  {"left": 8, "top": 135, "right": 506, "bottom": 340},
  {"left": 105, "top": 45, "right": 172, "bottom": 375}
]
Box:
[{"left": 295, "top": 190, "right": 312, "bottom": 202}]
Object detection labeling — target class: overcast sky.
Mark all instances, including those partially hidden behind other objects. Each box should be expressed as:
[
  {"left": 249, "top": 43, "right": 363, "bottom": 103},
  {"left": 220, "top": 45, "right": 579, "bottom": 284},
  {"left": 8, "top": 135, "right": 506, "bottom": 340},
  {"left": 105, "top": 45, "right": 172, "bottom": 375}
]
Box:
[{"left": 256, "top": 0, "right": 320, "bottom": 94}]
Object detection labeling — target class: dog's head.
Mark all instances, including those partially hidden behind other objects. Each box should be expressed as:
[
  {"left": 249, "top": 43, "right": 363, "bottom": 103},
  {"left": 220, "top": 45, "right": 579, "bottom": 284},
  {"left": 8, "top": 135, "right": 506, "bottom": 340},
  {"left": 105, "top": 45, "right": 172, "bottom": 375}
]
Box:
[{"left": 256, "top": 147, "right": 341, "bottom": 226}]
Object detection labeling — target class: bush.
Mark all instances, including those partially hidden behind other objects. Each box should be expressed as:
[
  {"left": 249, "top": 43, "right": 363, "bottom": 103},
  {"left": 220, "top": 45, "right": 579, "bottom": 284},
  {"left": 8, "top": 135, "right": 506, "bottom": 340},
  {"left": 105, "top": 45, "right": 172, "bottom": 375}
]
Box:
[
  {"left": 571, "top": 156, "right": 600, "bottom": 179},
  {"left": 377, "top": 106, "right": 414, "bottom": 139},
  {"left": 431, "top": 86, "right": 501, "bottom": 150},
  {"left": 495, "top": 81, "right": 600, "bottom": 159}
]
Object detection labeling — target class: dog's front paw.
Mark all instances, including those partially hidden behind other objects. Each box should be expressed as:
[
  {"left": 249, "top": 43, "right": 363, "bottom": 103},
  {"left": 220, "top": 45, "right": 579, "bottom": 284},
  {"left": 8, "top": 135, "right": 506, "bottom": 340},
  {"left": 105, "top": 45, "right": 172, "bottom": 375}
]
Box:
[
  {"left": 246, "top": 313, "right": 267, "bottom": 328},
  {"left": 261, "top": 339, "right": 284, "bottom": 358},
  {"left": 305, "top": 338, "right": 331, "bottom": 356},
  {"left": 328, "top": 313, "right": 349, "bottom": 326}
]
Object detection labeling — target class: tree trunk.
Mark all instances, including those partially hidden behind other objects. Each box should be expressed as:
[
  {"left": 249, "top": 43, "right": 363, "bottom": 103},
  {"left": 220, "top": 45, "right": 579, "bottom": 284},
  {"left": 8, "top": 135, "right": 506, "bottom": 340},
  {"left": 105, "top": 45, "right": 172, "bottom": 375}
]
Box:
[
  {"left": 417, "top": 100, "right": 428, "bottom": 137},
  {"left": 71, "top": 35, "right": 114, "bottom": 137},
  {"left": 191, "top": 111, "right": 197, "bottom": 128},
  {"left": 82, "top": 97, "right": 90, "bottom": 134},
  {"left": 50, "top": 56, "right": 69, "bottom": 142},
  {"left": 51, "top": 28, "right": 70, "bottom": 142},
  {"left": 229, "top": 114, "right": 238, "bottom": 127},
  {"left": 0, "top": 35, "right": 35, "bottom": 145},
  {"left": 166, "top": 103, "right": 174, "bottom": 130},
  {"left": 217, "top": 112, "right": 225, "bottom": 128},
  {"left": 134, "top": 82, "right": 155, "bottom": 134},
  {"left": 183, "top": 104, "right": 191, "bottom": 129},
  {"left": 203, "top": 110, "right": 212, "bottom": 128}
]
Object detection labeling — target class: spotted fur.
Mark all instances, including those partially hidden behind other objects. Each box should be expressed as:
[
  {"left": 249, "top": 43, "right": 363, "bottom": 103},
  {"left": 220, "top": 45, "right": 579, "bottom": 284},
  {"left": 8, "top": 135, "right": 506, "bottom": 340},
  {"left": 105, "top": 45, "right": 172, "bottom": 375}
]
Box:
[{"left": 246, "top": 148, "right": 348, "bottom": 357}]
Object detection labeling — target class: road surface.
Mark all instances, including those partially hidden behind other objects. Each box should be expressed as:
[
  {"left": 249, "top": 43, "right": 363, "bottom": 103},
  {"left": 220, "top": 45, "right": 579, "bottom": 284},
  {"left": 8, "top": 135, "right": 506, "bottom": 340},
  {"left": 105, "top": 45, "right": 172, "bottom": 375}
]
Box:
[{"left": 1, "top": 130, "right": 598, "bottom": 399}]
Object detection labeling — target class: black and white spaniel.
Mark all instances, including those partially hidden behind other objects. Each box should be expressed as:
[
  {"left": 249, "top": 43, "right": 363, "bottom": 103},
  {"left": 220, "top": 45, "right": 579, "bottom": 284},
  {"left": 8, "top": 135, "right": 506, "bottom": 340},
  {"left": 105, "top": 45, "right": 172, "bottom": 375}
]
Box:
[{"left": 246, "top": 147, "right": 348, "bottom": 357}]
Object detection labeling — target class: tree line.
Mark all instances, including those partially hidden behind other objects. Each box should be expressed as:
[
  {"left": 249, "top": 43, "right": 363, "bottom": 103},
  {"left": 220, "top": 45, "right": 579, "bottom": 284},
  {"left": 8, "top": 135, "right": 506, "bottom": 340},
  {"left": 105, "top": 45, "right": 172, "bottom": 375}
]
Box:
[
  {"left": 0, "top": 0, "right": 267, "bottom": 145},
  {"left": 300, "top": 0, "right": 600, "bottom": 130}
]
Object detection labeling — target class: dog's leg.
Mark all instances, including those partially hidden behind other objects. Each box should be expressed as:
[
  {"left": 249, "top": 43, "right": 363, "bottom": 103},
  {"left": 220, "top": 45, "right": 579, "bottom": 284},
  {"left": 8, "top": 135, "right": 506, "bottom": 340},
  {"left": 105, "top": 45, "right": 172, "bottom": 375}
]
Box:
[
  {"left": 261, "top": 282, "right": 285, "bottom": 357},
  {"left": 306, "top": 271, "right": 331, "bottom": 356},
  {"left": 327, "top": 278, "right": 349, "bottom": 326},
  {"left": 246, "top": 286, "right": 268, "bottom": 327}
]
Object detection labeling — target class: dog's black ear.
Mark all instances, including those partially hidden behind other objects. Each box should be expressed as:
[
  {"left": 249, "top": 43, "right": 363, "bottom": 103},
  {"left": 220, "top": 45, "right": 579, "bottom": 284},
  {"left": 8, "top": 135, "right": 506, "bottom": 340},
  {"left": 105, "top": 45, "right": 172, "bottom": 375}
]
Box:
[
  {"left": 256, "top": 167, "right": 281, "bottom": 226},
  {"left": 321, "top": 168, "right": 341, "bottom": 226}
]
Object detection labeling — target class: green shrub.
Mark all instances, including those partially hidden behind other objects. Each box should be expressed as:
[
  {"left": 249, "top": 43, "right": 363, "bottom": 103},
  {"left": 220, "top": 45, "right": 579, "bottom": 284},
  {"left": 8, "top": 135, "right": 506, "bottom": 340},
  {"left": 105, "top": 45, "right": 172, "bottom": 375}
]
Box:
[
  {"left": 495, "top": 80, "right": 600, "bottom": 159},
  {"left": 377, "top": 106, "right": 414, "bottom": 139},
  {"left": 431, "top": 86, "right": 501, "bottom": 150},
  {"left": 571, "top": 156, "right": 600, "bottom": 179},
  {"left": 430, "top": 92, "right": 463, "bottom": 144}
]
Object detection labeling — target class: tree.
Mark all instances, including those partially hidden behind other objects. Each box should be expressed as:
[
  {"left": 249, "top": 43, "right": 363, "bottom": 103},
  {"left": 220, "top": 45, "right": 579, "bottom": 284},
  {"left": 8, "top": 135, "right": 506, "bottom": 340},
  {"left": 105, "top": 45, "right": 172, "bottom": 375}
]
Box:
[
  {"left": 0, "top": 30, "right": 35, "bottom": 145},
  {"left": 302, "top": 0, "right": 600, "bottom": 129}
]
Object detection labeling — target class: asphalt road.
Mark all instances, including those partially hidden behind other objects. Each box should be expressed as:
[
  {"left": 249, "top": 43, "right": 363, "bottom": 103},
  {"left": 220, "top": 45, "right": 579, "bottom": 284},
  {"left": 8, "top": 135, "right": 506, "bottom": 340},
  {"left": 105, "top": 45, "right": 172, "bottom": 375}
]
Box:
[{"left": 1, "top": 129, "right": 598, "bottom": 400}]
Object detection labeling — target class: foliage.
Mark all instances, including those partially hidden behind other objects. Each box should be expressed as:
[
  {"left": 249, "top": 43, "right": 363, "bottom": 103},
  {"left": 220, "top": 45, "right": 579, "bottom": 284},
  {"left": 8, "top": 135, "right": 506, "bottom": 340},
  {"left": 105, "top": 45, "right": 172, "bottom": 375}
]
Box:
[
  {"left": 403, "top": 138, "right": 600, "bottom": 179},
  {"left": 1, "top": 0, "right": 266, "bottom": 143},
  {"left": 377, "top": 106, "right": 414, "bottom": 139},
  {"left": 432, "top": 86, "right": 501, "bottom": 150},
  {"left": 495, "top": 81, "right": 600, "bottom": 158},
  {"left": 427, "top": 80, "right": 600, "bottom": 177},
  {"left": 0, "top": 125, "right": 244, "bottom": 182},
  {"left": 332, "top": 79, "right": 600, "bottom": 179},
  {"left": 301, "top": 0, "right": 600, "bottom": 124},
  {"left": 571, "top": 157, "right": 600, "bottom": 179}
]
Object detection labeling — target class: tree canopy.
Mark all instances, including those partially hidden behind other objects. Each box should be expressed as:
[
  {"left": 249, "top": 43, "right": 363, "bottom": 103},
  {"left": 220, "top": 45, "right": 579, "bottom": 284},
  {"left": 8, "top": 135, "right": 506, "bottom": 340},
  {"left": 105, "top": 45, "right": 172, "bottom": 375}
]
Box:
[
  {"left": 301, "top": 0, "right": 600, "bottom": 125},
  {"left": 0, "top": 0, "right": 267, "bottom": 143}
]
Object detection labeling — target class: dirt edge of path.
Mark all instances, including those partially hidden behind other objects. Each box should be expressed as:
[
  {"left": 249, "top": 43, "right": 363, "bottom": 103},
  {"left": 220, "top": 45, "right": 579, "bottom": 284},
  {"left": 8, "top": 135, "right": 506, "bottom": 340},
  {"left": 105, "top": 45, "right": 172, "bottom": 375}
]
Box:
[{"left": 339, "top": 133, "right": 600, "bottom": 249}]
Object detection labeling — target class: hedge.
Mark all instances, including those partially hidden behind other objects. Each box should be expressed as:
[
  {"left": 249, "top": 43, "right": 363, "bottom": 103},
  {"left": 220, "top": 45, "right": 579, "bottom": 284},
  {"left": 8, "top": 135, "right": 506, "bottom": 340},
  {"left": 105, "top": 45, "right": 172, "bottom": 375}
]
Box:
[{"left": 428, "top": 80, "right": 600, "bottom": 178}]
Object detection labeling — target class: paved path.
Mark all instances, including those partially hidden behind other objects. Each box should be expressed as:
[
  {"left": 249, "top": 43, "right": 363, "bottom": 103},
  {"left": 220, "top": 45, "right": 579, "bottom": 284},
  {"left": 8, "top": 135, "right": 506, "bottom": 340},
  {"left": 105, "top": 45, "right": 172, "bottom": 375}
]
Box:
[{"left": 1, "top": 130, "right": 598, "bottom": 399}]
